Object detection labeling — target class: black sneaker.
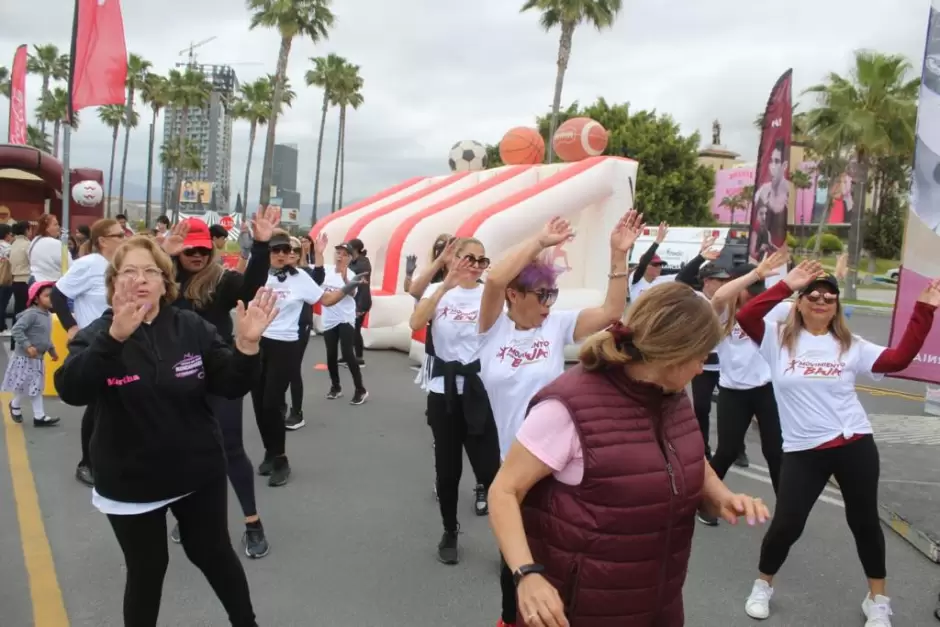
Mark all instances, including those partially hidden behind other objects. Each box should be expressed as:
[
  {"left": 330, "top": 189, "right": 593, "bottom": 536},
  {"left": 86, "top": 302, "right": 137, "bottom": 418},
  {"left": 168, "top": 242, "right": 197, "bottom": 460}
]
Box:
[
  {"left": 437, "top": 530, "right": 459, "bottom": 565},
  {"left": 350, "top": 390, "right": 369, "bottom": 405},
  {"left": 268, "top": 457, "right": 291, "bottom": 487},
  {"left": 734, "top": 451, "right": 750, "bottom": 468},
  {"left": 8, "top": 401, "right": 22, "bottom": 424},
  {"left": 338, "top": 358, "right": 348, "bottom": 368},
  {"left": 356, "top": 359, "right": 365, "bottom": 369},
  {"left": 243, "top": 524, "right": 270, "bottom": 559},
  {"left": 473, "top": 483, "right": 488, "bottom": 516},
  {"left": 697, "top": 512, "right": 719, "bottom": 527},
  {"left": 285, "top": 408, "right": 306, "bottom": 431},
  {"left": 257, "top": 454, "right": 275, "bottom": 477},
  {"left": 33, "top": 415, "right": 61, "bottom": 427},
  {"left": 170, "top": 522, "right": 181, "bottom": 544},
  {"left": 326, "top": 386, "right": 343, "bottom": 400},
  {"left": 75, "top": 464, "right": 94, "bottom": 487}
]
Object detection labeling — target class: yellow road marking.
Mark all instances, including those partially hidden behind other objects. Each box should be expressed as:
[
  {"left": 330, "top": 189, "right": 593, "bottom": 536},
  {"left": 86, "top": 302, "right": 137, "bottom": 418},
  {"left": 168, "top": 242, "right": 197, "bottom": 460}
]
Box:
[
  {"left": 1, "top": 392, "right": 69, "bottom": 626},
  {"left": 855, "top": 384, "right": 924, "bottom": 402}
]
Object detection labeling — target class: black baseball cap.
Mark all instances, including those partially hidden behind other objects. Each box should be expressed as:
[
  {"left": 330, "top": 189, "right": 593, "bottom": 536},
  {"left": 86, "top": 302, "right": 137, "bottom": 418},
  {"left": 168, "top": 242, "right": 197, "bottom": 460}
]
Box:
[
  {"left": 800, "top": 274, "right": 840, "bottom": 295},
  {"left": 730, "top": 263, "right": 766, "bottom": 296},
  {"left": 335, "top": 242, "right": 353, "bottom": 255},
  {"left": 700, "top": 264, "right": 731, "bottom": 280}
]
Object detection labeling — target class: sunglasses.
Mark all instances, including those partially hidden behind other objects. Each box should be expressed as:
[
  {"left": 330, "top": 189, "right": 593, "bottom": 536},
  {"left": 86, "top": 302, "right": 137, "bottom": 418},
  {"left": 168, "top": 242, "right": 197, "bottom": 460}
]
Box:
[
  {"left": 526, "top": 288, "right": 559, "bottom": 306},
  {"left": 182, "top": 247, "right": 211, "bottom": 257},
  {"left": 803, "top": 291, "right": 838, "bottom": 305},
  {"left": 293, "top": 247, "right": 302, "bottom": 254},
  {"left": 462, "top": 254, "right": 490, "bottom": 269},
  {"left": 271, "top": 245, "right": 292, "bottom": 255}
]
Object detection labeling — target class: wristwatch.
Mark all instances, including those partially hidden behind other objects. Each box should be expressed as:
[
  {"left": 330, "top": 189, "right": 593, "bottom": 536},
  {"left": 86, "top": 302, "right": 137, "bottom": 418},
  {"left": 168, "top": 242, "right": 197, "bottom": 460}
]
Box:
[{"left": 513, "top": 563, "right": 546, "bottom": 587}]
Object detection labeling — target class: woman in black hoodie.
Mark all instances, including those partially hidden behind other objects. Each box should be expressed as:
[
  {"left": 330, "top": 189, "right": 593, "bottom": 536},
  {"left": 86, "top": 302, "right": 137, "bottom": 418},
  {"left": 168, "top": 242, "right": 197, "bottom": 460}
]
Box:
[
  {"left": 54, "top": 236, "right": 276, "bottom": 627},
  {"left": 161, "top": 209, "right": 275, "bottom": 558},
  {"left": 347, "top": 238, "right": 372, "bottom": 367}
]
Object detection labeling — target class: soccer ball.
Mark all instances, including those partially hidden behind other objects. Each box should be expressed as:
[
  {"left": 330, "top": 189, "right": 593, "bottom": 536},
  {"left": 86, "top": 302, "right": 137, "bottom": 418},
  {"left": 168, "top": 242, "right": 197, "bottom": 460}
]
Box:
[
  {"left": 448, "top": 140, "right": 488, "bottom": 172},
  {"left": 71, "top": 180, "right": 103, "bottom": 207}
]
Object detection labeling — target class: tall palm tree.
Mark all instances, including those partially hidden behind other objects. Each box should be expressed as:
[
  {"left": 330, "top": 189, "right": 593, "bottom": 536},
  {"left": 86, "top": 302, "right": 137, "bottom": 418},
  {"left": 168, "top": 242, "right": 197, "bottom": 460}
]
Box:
[
  {"left": 26, "top": 44, "right": 69, "bottom": 136},
  {"left": 140, "top": 73, "right": 170, "bottom": 224},
  {"left": 305, "top": 53, "right": 346, "bottom": 214},
  {"left": 98, "top": 104, "right": 128, "bottom": 217},
  {"left": 26, "top": 125, "right": 51, "bottom": 153},
  {"left": 118, "top": 54, "right": 152, "bottom": 216},
  {"left": 247, "top": 0, "right": 335, "bottom": 206},
  {"left": 159, "top": 139, "right": 203, "bottom": 209},
  {"left": 34, "top": 87, "right": 79, "bottom": 157},
  {"left": 166, "top": 67, "right": 212, "bottom": 218},
  {"left": 521, "top": 0, "right": 623, "bottom": 162},
  {"left": 720, "top": 193, "right": 748, "bottom": 227},
  {"left": 329, "top": 63, "right": 363, "bottom": 210},
  {"left": 0, "top": 66, "right": 9, "bottom": 99},
  {"left": 232, "top": 74, "right": 296, "bottom": 218}
]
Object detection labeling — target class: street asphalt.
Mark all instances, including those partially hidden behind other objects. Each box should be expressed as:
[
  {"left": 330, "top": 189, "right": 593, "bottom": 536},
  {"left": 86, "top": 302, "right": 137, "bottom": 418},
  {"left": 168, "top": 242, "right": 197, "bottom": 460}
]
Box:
[{"left": 1, "top": 313, "right": 939, "bottom": 626}]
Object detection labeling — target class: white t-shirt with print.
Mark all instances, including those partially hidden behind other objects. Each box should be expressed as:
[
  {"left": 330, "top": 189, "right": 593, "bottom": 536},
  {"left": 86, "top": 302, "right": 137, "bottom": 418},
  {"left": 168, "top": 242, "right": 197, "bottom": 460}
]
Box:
[
  {"left": 717, "top": 302, "right": 791, "bottom": 390},
  {"left": 422, "top": 282, "right": 484, "bottom": 395},
  {"left": 263, "top": 271, "right": 324, "bottom": 341},
  {"left": 629, "top": 274, "right": 674, "bottom": 302},
  {"left": 55, "top": 253, "right": 109, "bottom": 329},
  {"left": 760, "top": 327, "right": 886, "bottom": 452},
  {"left": 479, "top": 310, "right": 579, "bottom": 459},
  {"left": 320, "top": 265, "right": 357, "bottom": 331},
  {"left": 29, "top": 236, "right": 69, "bottom": 282}
]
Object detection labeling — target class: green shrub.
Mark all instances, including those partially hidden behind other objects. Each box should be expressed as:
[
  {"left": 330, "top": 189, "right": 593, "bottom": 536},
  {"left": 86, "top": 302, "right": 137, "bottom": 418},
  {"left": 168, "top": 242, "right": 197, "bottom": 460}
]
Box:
[
  {"left": 804, "top": 233, "right": 844, "bottom": 253},
  {"left": 785, "top": 232, "right": 798, "bottom": 248}
]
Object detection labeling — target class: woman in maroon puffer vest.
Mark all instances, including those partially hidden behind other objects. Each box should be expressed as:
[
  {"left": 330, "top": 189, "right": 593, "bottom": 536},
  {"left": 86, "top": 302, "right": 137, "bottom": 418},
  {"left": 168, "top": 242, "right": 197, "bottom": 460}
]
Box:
[{"left": 489, "top": 282, "right": 771, "bottom": 627}]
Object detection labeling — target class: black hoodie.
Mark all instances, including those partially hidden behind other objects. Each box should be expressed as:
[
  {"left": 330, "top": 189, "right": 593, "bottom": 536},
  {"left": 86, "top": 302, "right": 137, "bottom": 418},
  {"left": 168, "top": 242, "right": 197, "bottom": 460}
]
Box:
[{"left": 53, "top": 306, "right": 261, "bottom": 503}]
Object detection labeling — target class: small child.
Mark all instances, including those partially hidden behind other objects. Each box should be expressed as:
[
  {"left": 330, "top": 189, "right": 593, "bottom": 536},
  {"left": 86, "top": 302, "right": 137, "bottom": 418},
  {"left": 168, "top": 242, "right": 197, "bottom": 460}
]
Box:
[{"left": 2, "top": 281, "right": 60, "bottom": 426}]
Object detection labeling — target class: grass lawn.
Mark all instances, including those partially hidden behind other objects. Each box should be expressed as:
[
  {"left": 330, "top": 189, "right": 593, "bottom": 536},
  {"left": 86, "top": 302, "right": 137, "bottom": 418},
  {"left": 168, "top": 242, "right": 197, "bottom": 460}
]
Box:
[
  {"left": 790, "top": 253, "right": 900, "bottom": 278},
  {"left": 844, "top": 299, "right": 893, "bottom": 308}
]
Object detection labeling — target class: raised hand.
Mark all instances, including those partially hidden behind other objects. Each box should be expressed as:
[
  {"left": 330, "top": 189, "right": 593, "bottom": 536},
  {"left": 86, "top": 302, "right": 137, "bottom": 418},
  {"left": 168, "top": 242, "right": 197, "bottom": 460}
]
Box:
[
  {"left": 251, "top": 205, "right": 280, "bottom": 243},
  {"left": 434, "top": 239, "right": 458, "bottom": 268},
  {"left": 700, "top": 233, "right": 718, "bottom": 253},
  {"left": 655, "top": 221, "right": 669, "bottom": 244},
  {"left": 234, "top": 287, "right": 278, "bottom": 344},
  {"left": 917, "top": 278, "right": 940, "bottom": 307},
  {"left": 756, "top": 248, "right": 790, "bottom": 280},
  {"left": 835, "top": 252, "right": 849, "bottom": 280},
  {"left": 405, "top": 254, "right": 418, "bottom": 276},
  {"left": 610, "top": 210, "right": 644, "bottom": 254},
  {"left": 442, "top": 256, "right": 473, "bottom": 289},
  {"left": 537, "top": 216, "right": 575, "bottom": 249},
  {"left": 108, "top": 277, "right": 151, "bottom": 342},
  {"left": 783, "top": 259, "right": 824, "bottom": 291},
  {"left": 314, "top": 233, "right": 328, "bottom": 256},
  {"left": 161, "top": 221, "right": 189, "bottom": 257}
]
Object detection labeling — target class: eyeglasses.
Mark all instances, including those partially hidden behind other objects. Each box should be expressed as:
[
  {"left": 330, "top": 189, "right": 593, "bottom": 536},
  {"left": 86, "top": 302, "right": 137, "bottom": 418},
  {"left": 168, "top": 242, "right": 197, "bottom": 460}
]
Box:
[
  {"left": 271, "top": 245, "right": 292, "bottom": 255},
  {"left": 118, "top": 266, "right": 164, "bottom": 281},
  {"left": 462, "top": 254, "right": 490, "bottom": 269},
  {"left": 803, "top": 291, "right": 838, "bottom": 305},
  {"left": 182, "top": 247, "right": 211, "bottom": 257},
  {"left": 293, "top": 247, "right": 302, "bottom": 254},
  {"left": 102, "top": 232, "right": 125, "bottom": 240},
  {"left": 526, "top": 288, "right": 559, "bottom": 306}
]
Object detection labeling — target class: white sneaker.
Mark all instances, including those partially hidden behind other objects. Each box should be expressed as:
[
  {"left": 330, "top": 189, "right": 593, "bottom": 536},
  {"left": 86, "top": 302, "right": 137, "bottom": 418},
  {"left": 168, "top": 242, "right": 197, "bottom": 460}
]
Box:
[
  {"left": 745, "top": 579, "right": 773, "bottom": 620},
  {"left": 862, "top": 594, "right": 893, "bottom": 627}
]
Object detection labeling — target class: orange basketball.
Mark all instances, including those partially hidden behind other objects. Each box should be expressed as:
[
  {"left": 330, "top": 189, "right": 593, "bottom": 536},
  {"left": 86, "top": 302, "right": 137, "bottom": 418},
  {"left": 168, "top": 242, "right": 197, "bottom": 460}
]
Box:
[{"left": 499, "top": 127, "right": 545, "bottom": 165}]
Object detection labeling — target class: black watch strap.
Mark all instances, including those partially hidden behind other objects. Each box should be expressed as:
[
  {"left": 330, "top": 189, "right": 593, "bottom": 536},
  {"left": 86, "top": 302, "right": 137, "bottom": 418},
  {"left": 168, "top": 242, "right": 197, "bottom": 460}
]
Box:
[{"left": 512, "top": 563, "right": 546, "bottom": 587}]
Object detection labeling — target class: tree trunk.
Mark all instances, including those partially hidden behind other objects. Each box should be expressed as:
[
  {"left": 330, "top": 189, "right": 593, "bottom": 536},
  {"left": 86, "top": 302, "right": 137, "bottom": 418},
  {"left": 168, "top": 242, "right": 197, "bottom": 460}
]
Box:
[
  {"left": 547, "top": 21, "right": 575, "bottom": 164},
  {"left": 258, "top": 36, "right": 293, "bottom": 207},
  {"left": 331, "top": 108, "right": 342, "bottom": 213},
  {"left": 312, "top": 91, "right": 330, "bottom": 219},
  {"left": 118, "top": 89, "right": 135, "bottom": 215},
  {"left": 844, "top": 161, "right": 869, "bottom": 301},
  {"left": 242, "top": 120, "right": 257, "bottom": 220},
  {"left": 338, "top": 106, "right": 346, "bottom": 209},
  {"left": 144, "top": 110, "right": 157, "bottom": 226},
  {"left": 39, "top": 76, "right": 50, "bottom": 136},
  {"left": 173, "top": 108, "right": 190, "bottom": 222},
  {"left": 107, "top": 127, "right": 118, "bottom": 217},
  {"left": 52, "top": 121, "right": 60, "bottom": 158}
]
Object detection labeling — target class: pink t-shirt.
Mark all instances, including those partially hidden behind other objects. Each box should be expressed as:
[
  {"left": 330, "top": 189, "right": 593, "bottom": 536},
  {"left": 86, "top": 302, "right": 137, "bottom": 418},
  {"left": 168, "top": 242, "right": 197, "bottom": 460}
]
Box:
[{"left": 515, "top": 399, "right": 584, "bottom": 485}]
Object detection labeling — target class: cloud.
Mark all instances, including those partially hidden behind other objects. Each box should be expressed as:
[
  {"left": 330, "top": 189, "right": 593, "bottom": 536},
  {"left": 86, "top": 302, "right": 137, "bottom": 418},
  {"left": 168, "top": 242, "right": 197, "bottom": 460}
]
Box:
[{"left": 0, "top": 0, "right": 930, "bottom": 210}]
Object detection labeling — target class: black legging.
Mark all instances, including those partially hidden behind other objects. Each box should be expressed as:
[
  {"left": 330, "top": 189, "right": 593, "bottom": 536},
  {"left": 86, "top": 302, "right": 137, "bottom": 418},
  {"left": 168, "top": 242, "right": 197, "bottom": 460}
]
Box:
[
  {"left": 354, "top": 313, "right": 366, "bottom": 360},
  {"left": 211, "top": 394, "right": 256, "bottom": 518},
  {"left": 9, "top": 281, "right": 27, "bottom": 350},
  {"left": 324, "top": 322, "right": 364, "bottom": 391},
  {"left": 251, "top": 337, "right": 302, "bottom": 459},
  {"left": 710, "top": 383, "right": 783, "bottom": 493},
  {"left": 79, "top": 405, "right": 95, "bottom": 467},
  {"left": 287, "top": 327, "right": 311, "bottom": 410},
  {"left": 690, "top": 370, "right": 719, "bottom": 457},
  {"left": 106, "top": 476, "right": 257, "bottom": 627},
  {"left": 426, "top": 392, "right": 500, "bottom": 533},
  {"left": 759, "top": 435, "right": 885, "bottom": 579}
]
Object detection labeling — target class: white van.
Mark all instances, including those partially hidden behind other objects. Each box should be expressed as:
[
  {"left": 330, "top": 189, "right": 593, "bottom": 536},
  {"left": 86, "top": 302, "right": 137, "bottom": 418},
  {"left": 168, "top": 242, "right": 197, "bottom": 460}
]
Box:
[{"left": 629, "top": 226, "right": 733, "bottom": 270}]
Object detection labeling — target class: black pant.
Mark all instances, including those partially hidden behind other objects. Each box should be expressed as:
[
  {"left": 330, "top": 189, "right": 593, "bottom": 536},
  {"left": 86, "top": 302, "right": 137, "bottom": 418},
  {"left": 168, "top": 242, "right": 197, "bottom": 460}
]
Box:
[
  {"left": 758, "top": 435, "right": 885, "bottom": 579},
  {"left": 0, "top": 285, "right": 12, "bottom": 331},
  {"left": 106, "top": 477, "right": 257, "bottom": 627},
  {"left": 711, "top": 384, "right": 783, "bottom": 493},
  {"left": 690, "top": 370, "right": 719, "bottom": 457},
  {"left": 354, "top": 313, "right": 366, "bottom": 359},
  {"left": 499, "top": 555, "right": 517, "bottom": 624},
  {"left": 287, "top": 327, "right": 311, "bottom": 410},
  {"left": 9, "top": 281, "right": 27, "bottom": 349},
  {"left": 212, "top": 394, "right": 257, "bottom": 518},
  {"left": 79, "top": 405, "right": 95, "bottom": 467},
  {"left": 427, "top": 392, "right": 500, "bottom": 532},
  {"left": 251, "top": 337, "right": 302, "bottom": 458},
  {"left": 324, "top": 323, "right": 364, "bottom": 391}
]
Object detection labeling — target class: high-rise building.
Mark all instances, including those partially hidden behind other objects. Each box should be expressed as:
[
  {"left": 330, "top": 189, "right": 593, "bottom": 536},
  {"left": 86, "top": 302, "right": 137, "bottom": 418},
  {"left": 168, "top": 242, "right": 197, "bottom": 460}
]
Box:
[
  {"left": 162, "top": 64, "right": 238, "bottom": 213},
  {"left": 271, "top": 143, "right": 301, "bottom": 219}
]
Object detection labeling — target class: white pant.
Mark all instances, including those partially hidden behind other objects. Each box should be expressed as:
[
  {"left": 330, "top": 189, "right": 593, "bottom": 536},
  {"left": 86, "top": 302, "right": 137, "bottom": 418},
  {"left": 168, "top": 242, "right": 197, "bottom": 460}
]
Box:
[{"left": 12, "top": 393, "right": 44, "bottom": 418}]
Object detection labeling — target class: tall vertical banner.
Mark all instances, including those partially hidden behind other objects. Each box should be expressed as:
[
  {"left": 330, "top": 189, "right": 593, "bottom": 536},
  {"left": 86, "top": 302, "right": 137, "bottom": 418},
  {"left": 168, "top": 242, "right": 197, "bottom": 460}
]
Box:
[
  {"left": 7, "top": 45, "right": 27, "bottom": 145},
  {"left": 68, "top": 0, "right": 128, "bottom": 119},
  {"left": 747, "top": 69, "right": 793, "bottom": 268},
  {"left": 888, "top": 3, "right": 940, "bottom": 383}
]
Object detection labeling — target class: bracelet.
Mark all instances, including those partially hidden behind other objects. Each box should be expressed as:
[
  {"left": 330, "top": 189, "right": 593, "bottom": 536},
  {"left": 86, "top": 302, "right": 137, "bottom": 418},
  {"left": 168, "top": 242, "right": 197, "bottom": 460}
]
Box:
[{"left": 608, "top": 271, "right": 629, "bottom": 279}]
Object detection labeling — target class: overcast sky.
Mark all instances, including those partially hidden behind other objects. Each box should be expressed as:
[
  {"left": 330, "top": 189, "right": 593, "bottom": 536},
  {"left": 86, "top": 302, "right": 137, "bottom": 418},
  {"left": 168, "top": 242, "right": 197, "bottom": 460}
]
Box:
[{"left": 0, "top": 0, "right": 930, "bottom": 208}]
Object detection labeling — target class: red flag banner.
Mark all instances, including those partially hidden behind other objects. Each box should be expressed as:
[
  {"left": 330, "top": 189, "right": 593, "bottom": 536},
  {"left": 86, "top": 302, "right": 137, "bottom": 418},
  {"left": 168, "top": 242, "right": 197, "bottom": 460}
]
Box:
[
  {"left": 7, "top": 45, "right": 27, "bottom": 145},
  {"left": 68, "top": 0, "right": 128, "bottom": 117},
  {"left": 748, "top": 69, "right": 793, "bottom": 264}
]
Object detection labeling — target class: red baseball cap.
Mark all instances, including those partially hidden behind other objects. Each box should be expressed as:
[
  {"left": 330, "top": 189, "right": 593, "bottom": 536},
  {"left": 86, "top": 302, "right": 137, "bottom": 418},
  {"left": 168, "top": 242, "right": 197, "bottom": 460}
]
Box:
[
  {"left": 651, "top": 255, "right": 665, "bottom": 265},
  {"left": 181, "top": 218, "right": 213, "bottom": 250}
]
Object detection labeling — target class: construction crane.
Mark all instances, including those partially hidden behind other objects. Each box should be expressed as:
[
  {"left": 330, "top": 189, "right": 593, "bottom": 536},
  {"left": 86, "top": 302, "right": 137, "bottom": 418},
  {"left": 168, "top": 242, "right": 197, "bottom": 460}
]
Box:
[{"left": 178, "top": 36, "right": 218, "bottom": 66}]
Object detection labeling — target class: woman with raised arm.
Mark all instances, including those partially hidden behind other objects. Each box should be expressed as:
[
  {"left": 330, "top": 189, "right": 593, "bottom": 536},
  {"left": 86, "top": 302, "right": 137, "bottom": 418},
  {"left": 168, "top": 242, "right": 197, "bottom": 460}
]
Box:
[
  {"left": 629, "top": 221, "right": 671, "bottom": 302},
  {"left": 283, "top": 236, "right": 318, "bottom": 428},
  {"left": 489, "top": 282, "right": 770, "bottom": 627},
  {"left": 408, "top": 237, "right": 497, "bottom": 565},
  {"left": 53, "top": 236, "right": 277, "bottom": 627},
  {"left": 735, "top": 260, "right": 940, "bottom": 626},
  {"left": 477, "top": 212, "right": 642, "bottom": 627}
]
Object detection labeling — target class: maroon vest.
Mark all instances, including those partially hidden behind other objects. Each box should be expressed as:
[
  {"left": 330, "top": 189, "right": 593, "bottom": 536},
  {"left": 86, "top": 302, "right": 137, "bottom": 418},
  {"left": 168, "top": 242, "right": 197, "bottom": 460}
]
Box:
[{"left": 520, "top": 365, "right": 705, "bottom": 627}]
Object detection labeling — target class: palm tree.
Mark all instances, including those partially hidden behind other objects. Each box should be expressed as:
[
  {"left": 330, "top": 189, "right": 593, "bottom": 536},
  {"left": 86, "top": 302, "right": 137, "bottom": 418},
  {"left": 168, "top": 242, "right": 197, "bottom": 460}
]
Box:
[
  {"left": 118, "top": 54, "right": 152, "bottom": 216},
  {"left": 98, "top": 105, "right": 128, "bottom": 217},
  {"left": 328, "top": 62, "right": 363, "bottom": 210},
  {"left": 232, "top": 74, "right": 296, "bottom": 218},
  {"left": 159, "top": 139, "right": 203, "bottom": 208},
  {"left": 34, "top": 87, "right": 79, "bottom": 157},
  {"left": 720, "top": 193, "right": 748, "bottom": 227},
  {"left": 521, "top": 0, "right": 623, "bottom": 163},
  {"left": 26, "top": 44, "right": 69, "bottom": 136},
  {"left": 247, "top": 0, "right": 335, "bottom": 206},
  {"left": 140, "top": 73, "right": 170, "bottom": 224},
  {"left": 166, "top": 67, "right": 212, "bottom": 218},
  {"left": 26, "top": 125, "right": 51, "bottom": 153},
  {"left": 305, "top": 53, "right": 346, "bottom": 214},
  {"left": 0, "top": 66, "right": 9, "bottom": 99}
]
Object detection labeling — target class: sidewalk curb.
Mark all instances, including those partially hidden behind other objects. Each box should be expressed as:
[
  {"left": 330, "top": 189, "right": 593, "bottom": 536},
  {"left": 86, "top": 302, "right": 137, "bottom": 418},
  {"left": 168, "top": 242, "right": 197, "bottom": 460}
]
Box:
[
  {"left": 878, "top": 504, "right": 940, "bottom": 563},
  {"left": 845, "top": 305, "right": 893, "bottom": 317}
]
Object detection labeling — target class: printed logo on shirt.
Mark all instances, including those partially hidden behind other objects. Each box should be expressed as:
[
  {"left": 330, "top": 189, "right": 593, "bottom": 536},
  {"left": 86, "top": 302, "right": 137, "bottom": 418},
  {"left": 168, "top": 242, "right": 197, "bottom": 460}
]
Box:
[
  {"left": 173, "top": 353, "right": 205, "bottom": 379},
  {"left": 783, "top": 358, "right": 844, "bottom": 378},
  {"left": 731, "top": 324, "right": 748, "bottom": 340},
  {"left": 495, "top": 340, "right": 551, "bottom": 368},
  {"left": 437, "top": 305, "right": 478, "bottom": 323},
  {"left": 271, "top": 287, "right": 291, "bottom": 300},
  {"left": 107, "top": 374, "right": 140, "bottom": 387}
]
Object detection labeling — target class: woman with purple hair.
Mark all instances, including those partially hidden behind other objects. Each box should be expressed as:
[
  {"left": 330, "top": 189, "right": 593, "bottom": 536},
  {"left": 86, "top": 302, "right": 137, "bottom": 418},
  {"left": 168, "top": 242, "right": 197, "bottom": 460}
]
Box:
[{"left": 476, "top": 211, "right": 644, "bottom": 627}]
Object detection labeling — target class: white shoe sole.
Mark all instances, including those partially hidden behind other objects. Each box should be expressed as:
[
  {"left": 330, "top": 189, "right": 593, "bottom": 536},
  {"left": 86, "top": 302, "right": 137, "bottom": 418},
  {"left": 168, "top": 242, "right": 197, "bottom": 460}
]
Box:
[{"left": 285, "top": 420, "right": 306, "bottom": 431}]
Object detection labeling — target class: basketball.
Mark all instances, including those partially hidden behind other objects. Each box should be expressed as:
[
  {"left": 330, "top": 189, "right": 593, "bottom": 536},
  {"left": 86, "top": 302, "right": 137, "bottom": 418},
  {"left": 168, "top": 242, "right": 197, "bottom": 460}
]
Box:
[
  {"left": 499, "top": 127, "right": 545, "bottom": 165},
  {"left": 552, "top": 117, "right": 609, "bottom": 162}
]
